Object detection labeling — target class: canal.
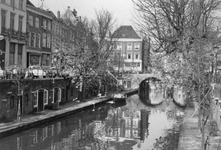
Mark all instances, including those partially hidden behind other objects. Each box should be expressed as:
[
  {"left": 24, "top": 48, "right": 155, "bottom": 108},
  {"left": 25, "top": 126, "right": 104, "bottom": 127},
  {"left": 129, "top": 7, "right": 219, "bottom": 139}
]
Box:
[{"left": 0, "top": 94, "right": 184, "bottom": 150}]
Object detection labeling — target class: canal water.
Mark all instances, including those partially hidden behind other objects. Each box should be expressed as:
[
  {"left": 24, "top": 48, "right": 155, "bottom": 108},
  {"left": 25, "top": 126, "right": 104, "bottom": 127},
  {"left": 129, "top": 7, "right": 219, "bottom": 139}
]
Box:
[{"left": 0, "top": 94, "right": 184, "bottom": 150}]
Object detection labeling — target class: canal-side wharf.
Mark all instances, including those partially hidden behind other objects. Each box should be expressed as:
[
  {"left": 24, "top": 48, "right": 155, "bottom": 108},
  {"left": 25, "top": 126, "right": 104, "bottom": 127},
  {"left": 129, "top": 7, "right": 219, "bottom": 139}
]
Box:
[
  {"left": 178, "top": 85, "right": 221, "bottom": 150},
  {"left": 0, "top": 89, "right": 138, "bottom": 138}
]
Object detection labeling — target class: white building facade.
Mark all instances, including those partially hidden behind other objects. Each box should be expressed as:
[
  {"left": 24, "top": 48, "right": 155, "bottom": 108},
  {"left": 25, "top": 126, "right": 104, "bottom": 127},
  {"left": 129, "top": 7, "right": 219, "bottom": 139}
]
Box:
[
  {"left": 111, "top": 26, "right": 143, "bottom": 73},
  {"left": 0, "top": 0, "right": 27, "bottom": 69}
]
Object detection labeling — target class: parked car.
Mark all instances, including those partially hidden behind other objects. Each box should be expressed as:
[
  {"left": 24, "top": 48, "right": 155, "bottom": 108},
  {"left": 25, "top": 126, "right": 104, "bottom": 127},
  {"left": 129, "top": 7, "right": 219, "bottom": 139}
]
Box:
[
  {"left": 0, "top": 67, "right": 4, "bottom": 79},
  {"left": 5, "top": 65, "right": 25, "bottom": 79},
  {"left": 49, "top": 66, "right": 61, "bottom": 77},
  {"left": 25, "top": 65, "right": 46, "bottom": 78}
]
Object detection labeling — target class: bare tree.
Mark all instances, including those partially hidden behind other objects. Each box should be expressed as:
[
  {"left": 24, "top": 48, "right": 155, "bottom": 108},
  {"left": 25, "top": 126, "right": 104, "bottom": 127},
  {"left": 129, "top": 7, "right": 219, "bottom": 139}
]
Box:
[{"left": 133, "top": 0, "right": 221, "bottom": 149}]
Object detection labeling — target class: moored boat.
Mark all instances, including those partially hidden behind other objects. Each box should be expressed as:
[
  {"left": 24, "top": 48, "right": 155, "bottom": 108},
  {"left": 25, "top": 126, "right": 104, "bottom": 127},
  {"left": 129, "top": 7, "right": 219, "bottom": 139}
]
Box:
[{"left": 111, "top": 93, "right": 127, "bottom": 101}]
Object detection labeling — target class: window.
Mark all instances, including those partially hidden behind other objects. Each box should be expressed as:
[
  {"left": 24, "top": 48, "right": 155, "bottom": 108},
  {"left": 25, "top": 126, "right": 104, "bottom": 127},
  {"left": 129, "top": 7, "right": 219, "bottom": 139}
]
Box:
[
  {"left": 18, "top": 16, "right": 23, "bottom": 31},
  {"left": 42, "top": 127, "right": 48, "bottom": 141},
  {"left": 18, "top": 44, "right": 23, "bottom": 65},
  {"left": 19, "top": 0, "right": 23, "bottom": 10},
  {"left": 125, "top": 62, "right": 131, "bottom": 67},
  {"left": 28, "top": 32, "right": 31, "bottom": 46},
  {"left": 125, "top": 130, "right": 130, "bottom": 138},
  {"left": 10, "top": 0, "right": 15, "bottom": 7},
  {"left": 9, "top": 43, "right": 15, "bottom": 65},
  {"left": 43, "top": 33, "right": 46, "bottom": 47},
  {"left": 127, "top": 80, "right": 132, "bottom": 88},
  {"left": 126, "top": 119, "right": 131, "bottom": 127},
  {"left": 35, "top": 17, "right": 39, "bottom": 28},
  {"left": 32, "top": 131, "right": 38, "bottom": 144},
  {"left": 217, "top": 54, "right": 221, "bottom": 61},
  {"left": 44, "top": 89, "right": 48, "bottom": 105},
  {"left": 57, "top": 122, "right": 61, "bottom": 134},
  {"left": 116, "top": 43, "right": 122, "bottom": 50},
  {"left": 133, "top": 130, "right": 138, "bottom": 137},
  {"left": 134, "top": 53, "right": 139, "bottom": 60},
  {"left": 127, "top": 52, "right": 132, "bottom": 60},
  {"left": 48, "top": 21, "right": 51, "bottom": 31},
  {"left": 58, "top": 88, "right": 61, "bottom": 102},
  {"left": 50, "top": 125, "right": 54, "bottom": 136},
  {"left": 134, "top": 43, "right": 140, "bottom": 50},
  {"left": 10, "top": 13, "right": 15, "bottom": 30},
  {"left": 133, "top": 120, "right": 138, "bottom": 128},
  {"left": 10, "top": 96, "right": 15, "bottom": 109},
  {"left": 52, "top": 88, "right": 62, "bottom": 103},
  {"left": 127, "top": 43, "right": 132, "bottom": 50},
  {"left": 43, "top": 19, "right": 46, "bottom": 29},
  {"left": 31, "top": 32, "right": 36, "bottom": 47},
  {"left": 29, "top": 15, "right": 33, "bottom": 26},
  {"left": 47, "top": 34, "right": 51, "bottom": 48},
  {"left": 1, "top": 10, "right": 6, "bottom": 28},
  {"left": 36, "top": 33, "right": 40, "bottom": 48},
  {"left": 32, "top": 91, "right": 38, "bottom": 107}
]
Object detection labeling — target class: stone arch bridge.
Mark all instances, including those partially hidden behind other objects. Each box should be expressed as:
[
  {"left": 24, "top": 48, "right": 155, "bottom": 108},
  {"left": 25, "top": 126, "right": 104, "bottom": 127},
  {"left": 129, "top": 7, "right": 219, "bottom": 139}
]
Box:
[{"left": 122, "top": 73, "right": 162, "bottom": 90}]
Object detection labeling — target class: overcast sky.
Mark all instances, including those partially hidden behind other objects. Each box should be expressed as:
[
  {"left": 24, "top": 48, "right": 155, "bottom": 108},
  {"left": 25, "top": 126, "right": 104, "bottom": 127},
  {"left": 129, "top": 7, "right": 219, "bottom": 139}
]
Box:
[{"left": 29, "top": 0, "right": 135, "bottom": 26}]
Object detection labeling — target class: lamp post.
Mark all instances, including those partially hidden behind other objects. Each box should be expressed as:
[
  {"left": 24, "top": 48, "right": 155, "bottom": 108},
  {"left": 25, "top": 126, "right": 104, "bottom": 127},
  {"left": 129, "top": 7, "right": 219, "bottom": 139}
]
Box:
[
  {"left": 213, "top": 46, "right": 219, "bottom": 83},
  {"left": 0, "top": 35, "right": 4, "bottom": 68}
]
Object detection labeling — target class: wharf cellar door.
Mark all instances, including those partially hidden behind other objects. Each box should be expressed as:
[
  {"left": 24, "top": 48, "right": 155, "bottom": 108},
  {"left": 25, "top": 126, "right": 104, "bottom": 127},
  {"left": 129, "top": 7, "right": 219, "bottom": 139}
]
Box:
[{"left": 38, "top": 89, "right": 44, "bottom": 111}]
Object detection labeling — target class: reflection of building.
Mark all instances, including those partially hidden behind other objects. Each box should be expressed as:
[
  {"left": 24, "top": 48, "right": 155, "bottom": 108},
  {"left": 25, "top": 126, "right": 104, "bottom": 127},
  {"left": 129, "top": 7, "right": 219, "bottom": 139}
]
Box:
[
  {"left": 104, "top": 107, "right": 142, "bottom": 147},
  {"left": 0, "top": 104, "right": 110, "bottom": 150},
  {"left": 140, "top": 109, "right": 150, "bottom": 141},
  {"left": 104, "top": 107, "right": 150, "bottom": 146},
  {"left": 26, "top": 0, "right": 53, "bottom": 67},
  {"left": 0, "top": 0, "right": 27, "bottom": 69}
]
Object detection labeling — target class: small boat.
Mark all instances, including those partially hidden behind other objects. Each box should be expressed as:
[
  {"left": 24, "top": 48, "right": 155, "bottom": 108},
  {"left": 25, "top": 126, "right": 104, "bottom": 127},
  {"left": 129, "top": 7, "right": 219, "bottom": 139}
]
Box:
[{"left": 111, "top": 93, "right": 127, "bottom": 100}]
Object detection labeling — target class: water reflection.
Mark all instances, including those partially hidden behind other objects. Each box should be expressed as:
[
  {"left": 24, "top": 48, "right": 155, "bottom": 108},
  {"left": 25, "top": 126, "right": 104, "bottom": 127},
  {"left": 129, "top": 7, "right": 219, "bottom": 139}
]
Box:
[
  {"left": 0, "top": 94, "right": 184, "bottom": 150},
  {"left": 139, "top": 77, "right": 166, "bottom": 106}
]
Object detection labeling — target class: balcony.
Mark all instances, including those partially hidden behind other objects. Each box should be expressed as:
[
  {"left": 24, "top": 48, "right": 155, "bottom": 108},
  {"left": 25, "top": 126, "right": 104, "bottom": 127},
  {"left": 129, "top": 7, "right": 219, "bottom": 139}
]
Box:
[{"left": 1, "top": 27, "right": 26, "bottom": 41}]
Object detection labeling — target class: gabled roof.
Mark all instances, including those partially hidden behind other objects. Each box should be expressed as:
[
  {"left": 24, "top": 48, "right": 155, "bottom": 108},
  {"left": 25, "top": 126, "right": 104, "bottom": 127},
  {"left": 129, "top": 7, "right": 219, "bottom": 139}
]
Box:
[
  {"left": 111, "top": 26, "right": 141, "bottom": 39},
  {"left": 27, "top": 0, "right": 35, "bottom": 7}
]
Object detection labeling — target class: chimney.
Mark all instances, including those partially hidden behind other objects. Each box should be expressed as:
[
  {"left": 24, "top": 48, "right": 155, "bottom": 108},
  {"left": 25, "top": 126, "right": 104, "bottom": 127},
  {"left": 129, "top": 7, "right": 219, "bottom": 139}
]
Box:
[{"left": 57, "top": 10, "right": 60, "bottom": 19}]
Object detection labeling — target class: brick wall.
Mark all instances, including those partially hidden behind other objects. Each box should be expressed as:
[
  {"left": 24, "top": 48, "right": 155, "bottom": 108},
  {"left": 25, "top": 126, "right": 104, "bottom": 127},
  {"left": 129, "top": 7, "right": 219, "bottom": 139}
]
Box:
[{"left": 0, "top": 76, "right": 118, "bottom": 121}]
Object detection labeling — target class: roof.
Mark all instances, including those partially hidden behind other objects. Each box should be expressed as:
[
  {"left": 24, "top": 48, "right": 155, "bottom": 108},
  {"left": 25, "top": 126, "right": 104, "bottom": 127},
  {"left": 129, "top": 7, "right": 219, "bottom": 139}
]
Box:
[
  {"left": 111, "top": 26, "right": 141, "bottom": 39},
  {"left": 27, "top": 0, "right": 53, "bottom": 19},
  {"left": 27, "top": 0, "right": 35, "bottom": 7}
]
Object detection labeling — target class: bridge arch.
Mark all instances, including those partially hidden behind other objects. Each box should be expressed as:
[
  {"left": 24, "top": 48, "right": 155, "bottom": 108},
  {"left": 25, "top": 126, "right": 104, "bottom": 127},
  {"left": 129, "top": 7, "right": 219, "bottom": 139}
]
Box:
[{"left": 138, "top": 76, "right": 166, "bottom": 105}]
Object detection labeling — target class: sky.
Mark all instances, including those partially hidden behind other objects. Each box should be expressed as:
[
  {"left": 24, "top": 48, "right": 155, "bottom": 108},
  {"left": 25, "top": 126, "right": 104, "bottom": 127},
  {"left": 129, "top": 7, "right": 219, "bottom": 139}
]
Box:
[{"left": 29, "top": 0, "right": 136, "bottom": 26}]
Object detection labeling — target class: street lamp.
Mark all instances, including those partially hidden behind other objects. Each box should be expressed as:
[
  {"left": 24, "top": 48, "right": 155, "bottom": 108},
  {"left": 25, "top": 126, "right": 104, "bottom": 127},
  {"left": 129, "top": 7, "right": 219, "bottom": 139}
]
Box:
[{"left": 213, "top": 46, "right": 219, "bottom": 83}]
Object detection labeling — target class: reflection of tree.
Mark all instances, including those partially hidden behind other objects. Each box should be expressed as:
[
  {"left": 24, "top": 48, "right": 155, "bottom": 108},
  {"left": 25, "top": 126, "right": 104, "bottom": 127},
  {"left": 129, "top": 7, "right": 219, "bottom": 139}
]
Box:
[{"left": 153, "top": 126, "right": 179, "bottom": 150}]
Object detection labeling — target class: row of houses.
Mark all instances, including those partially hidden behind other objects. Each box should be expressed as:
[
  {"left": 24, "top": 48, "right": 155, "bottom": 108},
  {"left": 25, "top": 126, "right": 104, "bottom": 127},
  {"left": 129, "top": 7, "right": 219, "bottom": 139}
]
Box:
[
  {"left": 0, "top": 0, "right": 150, "bottom": 120},
  {"left": 0, "top": 0, "right": 78, "bottom": 70},
  {"left": 0, "top": 0, "right": 150, "bottom": 73}
]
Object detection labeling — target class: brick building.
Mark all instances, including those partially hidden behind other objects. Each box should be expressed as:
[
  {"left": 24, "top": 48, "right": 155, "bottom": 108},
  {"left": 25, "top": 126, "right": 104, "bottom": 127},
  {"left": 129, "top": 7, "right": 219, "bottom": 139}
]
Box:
[
  {"left": 26, "top": 0, "right": 53, "bottom": 67},
  {"left": 0, "top": 0, "right": 27, "bottom": 69},
  {"left": 111, "top": 26, "right": 143, "bottom": 73},
  {"left": 51, "top": 7, "right": 76, "bottom": 70}
]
